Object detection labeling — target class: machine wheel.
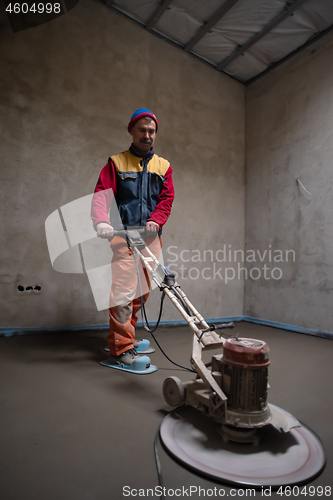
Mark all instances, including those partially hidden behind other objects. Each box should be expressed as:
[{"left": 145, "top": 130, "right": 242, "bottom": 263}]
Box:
[{"left": 163, "top": 376, "right": 185, "bottom": 407}]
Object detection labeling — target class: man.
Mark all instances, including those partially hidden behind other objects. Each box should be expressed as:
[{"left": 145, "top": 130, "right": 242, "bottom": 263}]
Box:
[{"left": 91, "top": 108, "right": 174, "bottom": 366}]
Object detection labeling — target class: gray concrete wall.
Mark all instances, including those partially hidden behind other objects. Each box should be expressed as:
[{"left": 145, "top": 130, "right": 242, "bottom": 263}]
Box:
[
  {"left": 245, "top": 31, "right": 333, "bottom": 333},
  {"left": 0, "top": 0, "right": 245, "bottom": 329}
]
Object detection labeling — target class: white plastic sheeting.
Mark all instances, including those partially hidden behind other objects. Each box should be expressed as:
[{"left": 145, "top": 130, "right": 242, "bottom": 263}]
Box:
[
  {"left": 105, "top": 0, "right": 333, "bottom": 83},
  {"left": 224, "top": 0, "right": 333, "bottom": 81}
]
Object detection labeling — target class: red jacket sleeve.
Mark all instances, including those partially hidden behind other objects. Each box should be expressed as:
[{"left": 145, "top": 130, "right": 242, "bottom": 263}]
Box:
[
  {"left": 147, "top": 165, "right": 175, "bottom": 229},
  {"left": 90, "top": 159, "right": 117, "bottom": 230}
]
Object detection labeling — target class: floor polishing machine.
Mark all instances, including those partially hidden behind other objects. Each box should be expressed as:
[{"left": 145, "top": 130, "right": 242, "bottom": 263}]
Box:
[{"left": 101, "top": 229, "right": 326, "bottom": 487}]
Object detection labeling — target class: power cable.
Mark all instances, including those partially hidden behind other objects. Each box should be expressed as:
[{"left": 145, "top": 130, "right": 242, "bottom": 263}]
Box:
[{"left": 154, "top": 424, "right": 166, "bottom": 500}]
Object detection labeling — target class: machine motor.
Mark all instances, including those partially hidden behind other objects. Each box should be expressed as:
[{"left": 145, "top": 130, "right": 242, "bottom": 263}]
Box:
[{"left": 218, "top": 337, "right": 270, "bottom": 414}]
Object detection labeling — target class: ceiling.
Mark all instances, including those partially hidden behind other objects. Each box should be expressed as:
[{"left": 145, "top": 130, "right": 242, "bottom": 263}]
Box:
[{"left": 101, "top": 0, "right": 333, "bottom": 85}]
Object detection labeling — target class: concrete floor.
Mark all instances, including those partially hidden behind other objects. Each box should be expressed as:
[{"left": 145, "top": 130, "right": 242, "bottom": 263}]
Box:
[{"left": 0, "top": 322, "right": 332, "bottom": 500}]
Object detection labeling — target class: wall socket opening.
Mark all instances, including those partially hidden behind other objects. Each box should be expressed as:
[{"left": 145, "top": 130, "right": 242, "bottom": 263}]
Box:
[{"left": 17, "top": 285, "right": 42, "bottom": 293}]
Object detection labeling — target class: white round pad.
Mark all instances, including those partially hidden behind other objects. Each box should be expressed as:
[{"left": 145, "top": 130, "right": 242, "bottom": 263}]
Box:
[{"left": 159, "top": 405, "right": 325, "bottom": 487}]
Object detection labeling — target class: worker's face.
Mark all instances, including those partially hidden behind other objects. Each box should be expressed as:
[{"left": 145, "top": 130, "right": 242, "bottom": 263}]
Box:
[{"left": 130, "top": 117, "right": 156, "bottom": 155}]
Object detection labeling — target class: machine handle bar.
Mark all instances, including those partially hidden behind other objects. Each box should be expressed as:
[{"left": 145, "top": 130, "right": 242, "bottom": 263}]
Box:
[{"left": 112, "top": 228, "right": 146, "bottom": 238}]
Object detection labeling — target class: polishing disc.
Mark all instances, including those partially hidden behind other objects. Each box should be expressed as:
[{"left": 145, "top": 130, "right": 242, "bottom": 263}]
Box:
[{"left": 159, "top": 405, "right": 325, "bottom": 487}]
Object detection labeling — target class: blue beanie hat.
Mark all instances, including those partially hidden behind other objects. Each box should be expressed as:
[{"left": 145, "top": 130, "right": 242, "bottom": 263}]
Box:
[{"left": 128, "top": 108, "right": 158, "bottom": 132}]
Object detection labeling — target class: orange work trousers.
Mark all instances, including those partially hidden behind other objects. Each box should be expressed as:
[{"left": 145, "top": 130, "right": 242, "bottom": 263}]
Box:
[{"left": 108, "top": 234, "right": 162, "bottom": 356}]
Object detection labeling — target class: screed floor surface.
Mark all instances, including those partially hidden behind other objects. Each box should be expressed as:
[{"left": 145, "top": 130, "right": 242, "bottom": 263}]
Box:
[{"left": 1, "top": 322, "right": 332, "bottom": 500}]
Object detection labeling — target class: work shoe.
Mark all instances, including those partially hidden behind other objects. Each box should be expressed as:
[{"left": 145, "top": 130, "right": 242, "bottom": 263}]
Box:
[
  {"left": 104, "top": 339, "right": 154, "bottom": 356},
  {"left": 111, "top": 348, "right": 139, "bottom": 366}
]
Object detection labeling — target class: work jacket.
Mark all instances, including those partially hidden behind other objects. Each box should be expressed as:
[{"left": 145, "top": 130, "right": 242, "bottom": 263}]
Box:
[{"left": 91, "top": 145, "right": 174, "bottom": 233}]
